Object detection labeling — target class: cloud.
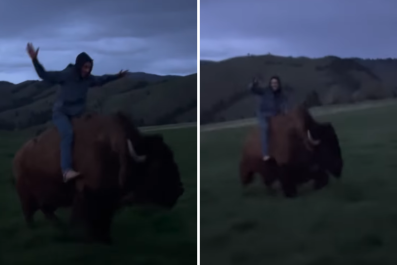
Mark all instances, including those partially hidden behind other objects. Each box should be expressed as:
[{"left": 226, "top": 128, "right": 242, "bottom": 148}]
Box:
[
  {"left": 201, "top": 0, "right": 397, "bottom": 60},
  {"left": 0, "top": 0, "right": 197, "bottom": 83}
]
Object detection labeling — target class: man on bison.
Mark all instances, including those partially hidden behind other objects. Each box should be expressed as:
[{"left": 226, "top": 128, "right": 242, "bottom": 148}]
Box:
[
  {"left": 240, "top": 106, "right": 343, "bottom": 197},
  {"left": 26, "top": 43, "right": 128, "bottom": 182},
  {"left": 15, "top": 45, "right": 185, "bottom": 242},
  {"left": 248, "top": 75, "right": 288, "bottom": 163}
]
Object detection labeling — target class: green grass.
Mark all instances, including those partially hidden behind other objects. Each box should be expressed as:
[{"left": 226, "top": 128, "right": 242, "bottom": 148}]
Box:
[
  {"left": 201, "top": 103, "right": 397, "bottom": 265},
  {"left": 0, "top": 127, "right": 197, "bottom": 265}
]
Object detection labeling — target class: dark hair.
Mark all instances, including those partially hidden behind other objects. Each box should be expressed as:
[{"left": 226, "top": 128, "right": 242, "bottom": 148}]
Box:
[{"left": 268, "top": 75, "right": 282, "bottom": 92}]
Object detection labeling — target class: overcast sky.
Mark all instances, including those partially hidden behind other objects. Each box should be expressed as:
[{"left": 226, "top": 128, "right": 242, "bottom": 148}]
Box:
[
  {"left": 201, "top": 0, "right": 397, "bottom": 61},
  {"left": 0, "top": 0, "right": 197, "bottom": 83}
]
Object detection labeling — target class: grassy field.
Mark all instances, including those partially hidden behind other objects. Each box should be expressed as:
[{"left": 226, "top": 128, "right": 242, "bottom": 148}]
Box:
[
  {"left": 201, "top": 102, "right": 397, "bottom": 265},
  {"left": 0, "top": 127, "right": 197, "bottom": 265}
]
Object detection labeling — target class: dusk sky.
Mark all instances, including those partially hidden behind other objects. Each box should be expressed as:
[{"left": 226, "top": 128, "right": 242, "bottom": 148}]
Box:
[
  {"left": 201, "top": 0, "right": 397, "bottom": 61},
  {"left": 0, "top": 0, "right": 197, "bottom": 83}
]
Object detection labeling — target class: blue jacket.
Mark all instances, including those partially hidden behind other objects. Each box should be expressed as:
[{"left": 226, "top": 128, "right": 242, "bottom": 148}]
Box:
[
  {"left": 32, "top": 52, "right": 120, "bottom": 117},
  {"left": 249, "top": 82, "right": 287, "bottom": 117}
]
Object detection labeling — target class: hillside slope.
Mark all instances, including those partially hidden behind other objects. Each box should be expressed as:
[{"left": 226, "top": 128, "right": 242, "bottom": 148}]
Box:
[
  {"left": 200, "top": 54, "right": 397, "bottom": 124},
  {"left": 0, "top": 72, "right": 197, "bottom": 130}
]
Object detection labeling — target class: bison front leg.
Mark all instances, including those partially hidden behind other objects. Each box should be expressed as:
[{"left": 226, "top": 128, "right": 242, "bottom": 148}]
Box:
[
  {"left": 279, "top": 167, "right": 297, "bottom": 198},
  {"left": 41, "top": 205, "right": 65, "bottom": 229},
  {"left": 73, "top": 188, "right": 115, "bottom": 245},
  {"left": 70, "top": 192, "right": 111, "bottom": 244},
  {"left": 313, "top": 170, "right": 329, "bottom": 190},
  {"left": 67, "top": 192, "right": 92, "bottom": 242},
  {"left": 259, "top": 159, "right": 278, "bottom": 188},
  {"left": 70, "top": 192, "right": 87, "bottom": 226},
  {"left": 88, "top": 212, "right": 113, "bottom": 245}
]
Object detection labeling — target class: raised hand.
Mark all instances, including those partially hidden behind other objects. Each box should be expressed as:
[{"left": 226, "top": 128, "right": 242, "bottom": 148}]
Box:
[
  {"left": 26, "top": 43, "right": 39, "bottom": 60},
  {"left": 118, "top": 69, "right": 128, "bottom": 77},
  {"left": 251, "top": 76, "right": 261, "bottom": 87}
]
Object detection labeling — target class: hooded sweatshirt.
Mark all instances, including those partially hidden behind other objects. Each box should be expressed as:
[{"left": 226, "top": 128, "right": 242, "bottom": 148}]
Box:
[
  {"left": 249, "top": 82, "right": 287, "bottom": 118},
  {"left": 32, "top": 52, "right": 120, "bottom": 117}
]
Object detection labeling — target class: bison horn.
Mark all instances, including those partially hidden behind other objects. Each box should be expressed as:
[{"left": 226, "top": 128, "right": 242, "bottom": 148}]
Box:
[
  {"left": 127, "top": 140, "right": 146, "bottom": 162},
  {"left": 307, "top": 130, "right": 320, "bottom": 145}
]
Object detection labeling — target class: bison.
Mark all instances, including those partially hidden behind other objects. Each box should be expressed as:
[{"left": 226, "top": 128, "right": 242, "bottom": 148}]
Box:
[
  {"left": 240, "top": 107, "right": 343, "bottom": 197},
  {"left": 13, "top": 112, "right": 184, "bottom": 243}
]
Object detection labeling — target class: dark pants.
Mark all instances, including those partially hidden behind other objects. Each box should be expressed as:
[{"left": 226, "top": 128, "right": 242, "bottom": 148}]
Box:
[
  {"left": 52, "top": 111, "right": 74, "bottom": 174},
  {"left": 258, "top": 115, "right": 269, "bottom": 156}
]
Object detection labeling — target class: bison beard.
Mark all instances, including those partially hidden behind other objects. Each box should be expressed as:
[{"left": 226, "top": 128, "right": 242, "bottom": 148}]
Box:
[
  {"left": 12, "top": 113, "right": 184, "bottom": 243},
  {"left": 240, "top": 107, "right": 343, "bottom": 197}
]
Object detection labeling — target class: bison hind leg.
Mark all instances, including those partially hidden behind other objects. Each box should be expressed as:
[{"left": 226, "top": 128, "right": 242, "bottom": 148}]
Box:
[
  {"left": 16, "top": 180, "right": 38, "bottom": 227},
  {"left": 239, "top": 158, "right": 254, "bottom": 186}
]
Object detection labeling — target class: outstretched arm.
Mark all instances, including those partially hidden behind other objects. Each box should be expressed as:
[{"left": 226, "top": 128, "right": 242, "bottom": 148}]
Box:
[
  {"left": 32, "top": 58, "right": 64, "bottom": 84},
  {"left": 248, "top": 80, "right": 264, "bottom": 95},
  {"left": 90, "top": 74, "right": 120, "bottom": 87},
  {"left": 90, "top": 70, "right": 128, "bottom": 87},
  {"left": 27, "top": 43, "right": 64, "bottom": 84}
]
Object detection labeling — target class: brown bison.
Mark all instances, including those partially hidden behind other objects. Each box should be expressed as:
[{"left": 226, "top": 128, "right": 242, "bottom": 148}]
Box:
[
  {"left": 13, "top": 112, "right": 184, "bottom": 243},
  {"left": 240, "top": 107, "right": 343, "bottom": 197}
]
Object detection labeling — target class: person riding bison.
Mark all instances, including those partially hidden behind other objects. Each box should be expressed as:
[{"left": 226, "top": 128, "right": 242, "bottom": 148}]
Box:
[
  {"left": 243, "top": 75, "right": 343, "bottom": 197},
  {"left": 26, "top": 43, "right": 129, "bottom": 182},
  {"left": 16, "top": 44, "right": 185, "bottom": 243},
  {"left": 248, "top": 75, "right": 288, "bottom": 162}
]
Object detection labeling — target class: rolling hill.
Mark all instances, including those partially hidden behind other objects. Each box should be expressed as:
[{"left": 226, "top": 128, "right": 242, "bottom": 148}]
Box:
[
  {"left": 0, "top": 72, "right": 197, "bottom": 130},
  {"left": 200, "top": 54, "right": 397, "bottom": 124}
]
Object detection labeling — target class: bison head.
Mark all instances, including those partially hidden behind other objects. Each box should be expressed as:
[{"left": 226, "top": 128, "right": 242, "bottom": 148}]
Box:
[
  {"left": 124, "top": 134, "right": 184, "bottom": 209},
  {"left": 114, "top": 113, "right": 184, "bottom": 209},
  {"left": 307, "top": 122, "right": 343, "bottom": 178}
]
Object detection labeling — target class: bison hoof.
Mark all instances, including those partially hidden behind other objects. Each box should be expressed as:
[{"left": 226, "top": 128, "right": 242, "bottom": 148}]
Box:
[
  {"left": 265, "top": 187, "right": 277, "bottom": 196},
  {"left": 283, "top": 190, "right": 298, "bottom": 198},
  {"left": 264, "top": 180, "right": 275, "bottom": 188},
  {"left": 281, "top": 184, "right": 297, "bottom": 198},
  {"left": 314, "top": 182, "right": 328, "bottom": 190},
  {"left": 85, "top": 236, "right": 112, "bottom": 245},
  {"left": 98, "top": 236, "right": 112, "bottom": 245},
  {"left": 88, "top": 234, "right": 113, "bottom": 245},
  {"left": 26, "top": 221, "right": 36, "bottom": 229}
]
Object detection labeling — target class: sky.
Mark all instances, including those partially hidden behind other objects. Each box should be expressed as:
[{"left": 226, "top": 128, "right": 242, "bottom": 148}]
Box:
[
  {"left": 0, "top": 0, "right": 197, "bottom": 83},
  {"left": 201, "top": 0, "right": 397, "bottom": 61}
]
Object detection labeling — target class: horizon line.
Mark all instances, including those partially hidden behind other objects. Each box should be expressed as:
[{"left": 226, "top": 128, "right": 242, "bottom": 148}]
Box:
[{"left": 200, "top": 53, "right": 397, "bottom": 63}]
